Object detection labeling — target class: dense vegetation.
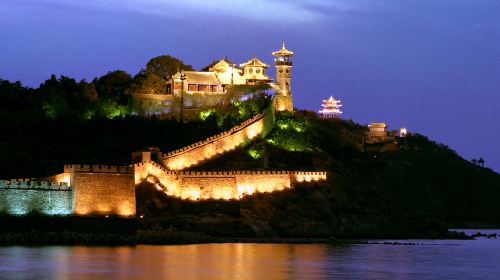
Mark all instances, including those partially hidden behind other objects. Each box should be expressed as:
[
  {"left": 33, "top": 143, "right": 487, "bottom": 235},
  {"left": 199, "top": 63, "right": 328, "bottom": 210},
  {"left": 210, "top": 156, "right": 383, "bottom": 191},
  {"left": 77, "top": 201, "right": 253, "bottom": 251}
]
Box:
[
  {"left": 0, "top": 57, "right": 270, "bottom": 178},
  {"left": 0, "top": 55, "right": 193, "bottom": 122},
  {"left": 182, "top": 111, "right": 500, "bottom": 237}
]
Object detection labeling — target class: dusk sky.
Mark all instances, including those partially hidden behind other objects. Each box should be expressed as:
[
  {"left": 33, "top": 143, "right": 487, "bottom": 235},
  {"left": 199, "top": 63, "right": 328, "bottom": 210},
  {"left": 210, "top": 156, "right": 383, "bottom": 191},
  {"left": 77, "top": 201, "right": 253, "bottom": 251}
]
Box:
[{"left": 1, "top": 0, "right": 499, "bottom": 172}]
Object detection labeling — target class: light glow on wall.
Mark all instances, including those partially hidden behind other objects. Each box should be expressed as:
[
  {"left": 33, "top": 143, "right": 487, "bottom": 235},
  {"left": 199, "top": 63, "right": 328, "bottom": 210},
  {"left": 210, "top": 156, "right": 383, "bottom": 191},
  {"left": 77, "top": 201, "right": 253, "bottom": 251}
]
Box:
[
  {"left": 136, "top": 162, "right": 327, "bottom": 202},
  {"left": 164, "top": 104, "right": 274, "bottom": 171},
  {"left": 238, "top": 185, "right": 256, "bottom": 197},
  {"left": 0, "top": 189, "right": 72, "bottom": 216}
]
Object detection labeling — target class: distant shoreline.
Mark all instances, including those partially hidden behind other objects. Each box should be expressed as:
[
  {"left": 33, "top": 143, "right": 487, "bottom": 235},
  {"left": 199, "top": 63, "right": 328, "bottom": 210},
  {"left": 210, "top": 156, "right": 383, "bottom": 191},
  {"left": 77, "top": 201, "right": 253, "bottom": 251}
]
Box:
[{"left": 0, "top": 229, "right": 480, "bottom": 247}]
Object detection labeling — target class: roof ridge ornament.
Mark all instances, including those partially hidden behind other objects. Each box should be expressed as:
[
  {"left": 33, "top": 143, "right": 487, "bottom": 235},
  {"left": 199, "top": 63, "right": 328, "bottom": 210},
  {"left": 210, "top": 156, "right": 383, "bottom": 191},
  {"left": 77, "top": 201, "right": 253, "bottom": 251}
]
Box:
[{"left": 273, "top": 43, "right": 294, "bottom": 57}]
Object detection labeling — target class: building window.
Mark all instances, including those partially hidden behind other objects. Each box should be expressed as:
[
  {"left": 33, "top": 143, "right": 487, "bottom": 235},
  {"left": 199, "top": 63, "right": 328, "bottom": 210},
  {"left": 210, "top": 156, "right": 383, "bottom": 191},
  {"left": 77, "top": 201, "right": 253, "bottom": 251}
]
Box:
[
  {"left": 279, "top": 69, "right": 283, "bottom": 73},
  {"left": 286, "top": 69, "right": 289, "bottom": 73},
  {"left": 210, "top": 85, "right": 221, "bottom": 92},
  {"left": 249, "top": 68, "right": 253, "bottom": 74},
  {"left": 188, "top": 84, "right": 198, "bottom": 91},
  {"left": 198, "top": 84, "right": 209, "bottom": 92},
  {"left": 256, "top": 68, "right": 261, "bottom": 73}
]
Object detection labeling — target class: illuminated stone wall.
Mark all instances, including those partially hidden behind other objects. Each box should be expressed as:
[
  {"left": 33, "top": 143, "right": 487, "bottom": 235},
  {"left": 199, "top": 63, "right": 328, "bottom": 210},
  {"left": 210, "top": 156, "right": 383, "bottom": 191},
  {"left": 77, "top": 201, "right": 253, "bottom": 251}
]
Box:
[
  {"left": 135, "top": 162, "right": 327, "bottom": 201},
  {"left": 134, "top": 161, "right": 181, "bottom": 197},
  {"left": 163, "top": 103, "right": 275, "bottom": 170},
  {"left": 274, "top": 94, "right": 294, "bottom": 112},
  {"left": 65, "top": 165, "right": 136, "bottom": 217},
  {"left": 0, "top": 181, "right": 72, "bottom": 215}
]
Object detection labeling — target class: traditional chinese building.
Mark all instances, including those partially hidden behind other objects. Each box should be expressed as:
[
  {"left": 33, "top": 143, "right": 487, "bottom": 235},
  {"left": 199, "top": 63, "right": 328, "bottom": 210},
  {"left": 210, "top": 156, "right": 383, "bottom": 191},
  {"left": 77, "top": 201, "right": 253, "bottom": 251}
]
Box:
[
  {"left": 366, "top": 123, "right": 408, "bottom": 143},
  {"left": 367, "top": 123, "right": 389, "bottom": 143},
  {"left": 133, "top": 44, "right": 295, "bottom": 116},
  {"left": 319, "top": 95, "right": 342, "bottom": 118},
  {"left": 240, "top": 56, "right": 272, "bottom": 85}
]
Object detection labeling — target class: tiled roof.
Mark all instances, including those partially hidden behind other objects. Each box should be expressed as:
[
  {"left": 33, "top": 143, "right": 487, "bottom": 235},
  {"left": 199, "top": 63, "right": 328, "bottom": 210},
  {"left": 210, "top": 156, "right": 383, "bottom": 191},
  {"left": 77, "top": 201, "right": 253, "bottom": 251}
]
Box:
[
  {"left": 173, "top": 71, "right": 221, "bottom": 85},
  {"left": 272, "top": 42, "right": 294, "bottom": 56},
  {"left": 369, "top": 123, "right": 387, "bottom": 128},
  {"left": 239, "top": 56, "right": 270, "bottom": 68},
  {"left": 203, "top": 58, "right": 239, "bottom": 71}
]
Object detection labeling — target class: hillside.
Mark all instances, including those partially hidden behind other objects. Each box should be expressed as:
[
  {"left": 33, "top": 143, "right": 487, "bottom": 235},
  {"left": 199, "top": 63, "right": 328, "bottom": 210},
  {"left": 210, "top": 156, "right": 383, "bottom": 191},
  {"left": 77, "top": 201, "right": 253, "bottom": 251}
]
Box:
[
  {"left": 136, "top": 111, "right": 500, "bottom": 238},
  {"left": 1, "top": 74, "right": 499, "bottom": 239}
]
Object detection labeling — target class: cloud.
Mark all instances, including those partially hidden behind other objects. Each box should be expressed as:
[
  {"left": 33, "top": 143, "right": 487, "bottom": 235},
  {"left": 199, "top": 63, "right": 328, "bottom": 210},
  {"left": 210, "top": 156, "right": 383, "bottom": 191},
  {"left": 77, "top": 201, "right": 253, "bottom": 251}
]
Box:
[{"left": 13, "top": 0, "right": 366, "bottom": 23}]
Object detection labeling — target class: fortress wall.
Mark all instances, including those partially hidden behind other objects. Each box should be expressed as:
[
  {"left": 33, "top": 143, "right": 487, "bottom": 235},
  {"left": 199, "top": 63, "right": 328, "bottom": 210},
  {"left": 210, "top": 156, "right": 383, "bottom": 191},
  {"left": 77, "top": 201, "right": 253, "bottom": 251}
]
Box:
[
  {"left": 40, "top": 171, "right": 72, "bottom": 186},
  {"left": 235, "top": 173, "right": 291, "bottom": 197},
  {"left": 137, "top": 163, "right": 327, "bottom": 201},
  {"left": 180, "top": 176, "right": 237, "bottom": 200},
  {"left": 135, "top": 162, "right": 181, "bottom": 197},
  {"left": 0, "top": 185, "right": 72, "bottom": 215},
  {"left": 290, "top": 172, "right": 328, "bottom": 183},
  {"left": 69, "top": 165, "right": 136, "bottom": 217},
  {"left": 163, "top": 103, "right": 275, "bottom": 170},
  {"left": 274, "top": 94, "right": 293, "bottom": 112}
]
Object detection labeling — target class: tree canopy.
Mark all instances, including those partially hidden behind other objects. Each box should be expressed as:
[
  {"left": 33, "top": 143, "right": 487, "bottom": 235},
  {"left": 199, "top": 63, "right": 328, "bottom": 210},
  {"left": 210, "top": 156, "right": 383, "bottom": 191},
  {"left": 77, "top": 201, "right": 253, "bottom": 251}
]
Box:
[
  {"left": 0, "top": 54, "right": 196, "bottom": 121},
  {"left": 145, "top": 55, "right": 193, "bottom": 80}
]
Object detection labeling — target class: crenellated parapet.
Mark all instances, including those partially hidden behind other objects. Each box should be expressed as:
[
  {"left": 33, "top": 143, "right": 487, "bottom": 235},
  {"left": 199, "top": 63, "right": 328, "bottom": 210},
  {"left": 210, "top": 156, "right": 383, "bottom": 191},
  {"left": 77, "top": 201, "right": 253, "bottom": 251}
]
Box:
[
  {"left": 164, "top": 108, "right": 269, "bottom": 158},
  {"left": 178, "top": 170, "right": 327, "bottom": 178},
  {"left": 0, "top": 180, "right": 71, "bottom": 191},
  {"left": 64, "top": 164, "right": 134, "bottom": 174},
  {"left": 163, "top": 103, "right": 276, "bottom": 170},
  {"left": 135, "top": 161, "right": 327, "bottom": 201},
  {"left": 290, "top": 171, "right": 328, "bottom": 183}
]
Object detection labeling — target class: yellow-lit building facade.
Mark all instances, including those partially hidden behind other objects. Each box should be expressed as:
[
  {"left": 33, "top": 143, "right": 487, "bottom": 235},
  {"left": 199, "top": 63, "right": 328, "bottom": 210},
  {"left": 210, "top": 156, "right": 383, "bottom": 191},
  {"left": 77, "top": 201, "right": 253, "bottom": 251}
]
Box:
[{"left": 134, "top": 44, "right": 295, "bottom": 115}]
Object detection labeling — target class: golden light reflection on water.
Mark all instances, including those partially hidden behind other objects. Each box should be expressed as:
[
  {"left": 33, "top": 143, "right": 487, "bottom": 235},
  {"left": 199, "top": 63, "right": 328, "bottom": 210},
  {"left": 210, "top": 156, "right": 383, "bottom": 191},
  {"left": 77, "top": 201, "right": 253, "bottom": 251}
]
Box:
[
  {"left": 3, "top": 238, "right": 500, "bottom": 279},
  {"left": 49, "top": 244, "right": 329, "bottom": 280}
]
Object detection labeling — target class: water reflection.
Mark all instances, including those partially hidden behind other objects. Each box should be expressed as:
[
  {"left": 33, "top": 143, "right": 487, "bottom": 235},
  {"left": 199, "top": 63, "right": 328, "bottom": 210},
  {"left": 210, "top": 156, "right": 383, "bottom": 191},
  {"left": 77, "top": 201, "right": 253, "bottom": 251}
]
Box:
[{"left": 0, "top": 231, "right": 500, "bottom": 280}]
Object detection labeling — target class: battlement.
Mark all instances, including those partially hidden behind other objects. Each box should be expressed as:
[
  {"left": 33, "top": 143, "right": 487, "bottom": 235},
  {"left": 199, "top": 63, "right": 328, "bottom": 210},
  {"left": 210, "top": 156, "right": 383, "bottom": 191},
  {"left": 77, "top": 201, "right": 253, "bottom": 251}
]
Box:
[
  {"left": 290, "top": 172, "right": 328, "bottom": 182},
  {"left": 178, "top": 170, "right": 319, "bottom": 176},
  {"left": 134, "top": 161, "right": 177, "bottom": 175},
  {"left": 135, "top": 161, "right": 327, "bottom": 201},
  {"left": 163, "top": 103, "right": 276, "bottom": 170},
  {"left": 164, "top": 106, "right": 271, "bottom": 158},
  {"left": 0, "top": 180, "right": 71, "bottom": 191},
  {"left": 64, "top": 164, "right": 134, "bottom": 174}
]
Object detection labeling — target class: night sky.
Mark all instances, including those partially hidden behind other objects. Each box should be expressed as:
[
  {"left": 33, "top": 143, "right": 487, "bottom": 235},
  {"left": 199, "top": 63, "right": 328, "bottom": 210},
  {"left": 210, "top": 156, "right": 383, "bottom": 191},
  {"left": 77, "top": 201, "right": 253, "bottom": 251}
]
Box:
[{"left": 1, "top": 1, "right": 499, "bottom": 172}]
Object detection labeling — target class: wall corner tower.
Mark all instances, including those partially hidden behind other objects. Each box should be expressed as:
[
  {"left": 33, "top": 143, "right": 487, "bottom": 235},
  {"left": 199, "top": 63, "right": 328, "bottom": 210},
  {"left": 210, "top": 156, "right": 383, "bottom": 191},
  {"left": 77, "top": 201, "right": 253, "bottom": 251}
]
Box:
[{"left": 272, "top": 42, "right": 294, "bottom": 112}]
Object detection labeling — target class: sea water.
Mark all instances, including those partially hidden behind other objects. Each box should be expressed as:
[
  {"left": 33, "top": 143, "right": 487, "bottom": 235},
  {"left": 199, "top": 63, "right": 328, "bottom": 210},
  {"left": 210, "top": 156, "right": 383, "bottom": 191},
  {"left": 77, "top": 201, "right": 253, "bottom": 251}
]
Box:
[{"left": 0, "top": 229, "right": 499, "bottom": 279}]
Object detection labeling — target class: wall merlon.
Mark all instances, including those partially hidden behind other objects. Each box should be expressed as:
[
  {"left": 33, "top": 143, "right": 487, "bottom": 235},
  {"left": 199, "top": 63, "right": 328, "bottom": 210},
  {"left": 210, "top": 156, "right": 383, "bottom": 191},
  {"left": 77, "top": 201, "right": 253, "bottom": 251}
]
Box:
[
  {"left": 0, "top": 180, "right": 71, "bottom": 190},
  {"left": 163, "top": 101, "right": 275, "bottom": 169},
  {"left": 66, "top": 164, "right": 134, "bottom": 174}
]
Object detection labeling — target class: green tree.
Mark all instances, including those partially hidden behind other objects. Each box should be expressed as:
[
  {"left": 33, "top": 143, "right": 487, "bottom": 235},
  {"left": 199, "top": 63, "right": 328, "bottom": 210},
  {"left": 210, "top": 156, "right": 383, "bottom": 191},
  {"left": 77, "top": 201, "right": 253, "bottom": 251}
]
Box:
[
  {"left": 95, "top": 70, "right": 132, "bottom": 101},
  {"left": 78, "top": 80, "right": 98, "bottom": 102},
  {"left": 130, "top": 72, "right": 165, "bottom": 95},
  {"left": 39, "top": 75, "right": 79, "bottom": 119},
  {"left": 145, "top": 55, "right": 193, "bottom": 80}
]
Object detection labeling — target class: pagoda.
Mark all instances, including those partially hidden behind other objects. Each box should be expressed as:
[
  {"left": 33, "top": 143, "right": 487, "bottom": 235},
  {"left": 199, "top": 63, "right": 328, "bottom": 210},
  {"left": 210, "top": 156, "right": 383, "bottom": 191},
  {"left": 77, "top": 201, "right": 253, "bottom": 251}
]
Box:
[{"left": 319, "top": 95, "right": 342, "bottom": 118}]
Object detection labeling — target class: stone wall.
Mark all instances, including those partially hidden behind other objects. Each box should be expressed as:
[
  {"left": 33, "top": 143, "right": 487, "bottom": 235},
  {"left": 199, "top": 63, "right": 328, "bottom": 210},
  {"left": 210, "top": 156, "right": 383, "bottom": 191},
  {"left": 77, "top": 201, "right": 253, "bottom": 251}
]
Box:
[
  {"left": 274, "top": 94, "right": 293, "bottom": 112},
  {"left": 64, "top": 165, "right": 136, "bottom": 217},
  {"left": 135, "top": 161, "right": 327, "bottom": 201},
  {"left": 0, "top": 181, "right": 72, "bottom": 215},
  {"left": 163, "top": 102, "right": 276, "bottom": 170}
]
